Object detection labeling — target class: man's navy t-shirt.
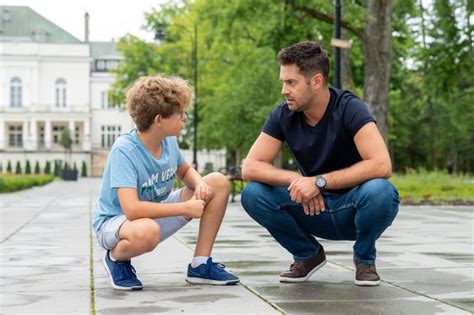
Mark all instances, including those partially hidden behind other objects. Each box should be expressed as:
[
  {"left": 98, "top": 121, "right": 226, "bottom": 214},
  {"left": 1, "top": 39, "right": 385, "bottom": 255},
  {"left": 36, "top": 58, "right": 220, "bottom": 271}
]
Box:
[{"left": 262, "top": 88, "right": 375, "bottom": 192}]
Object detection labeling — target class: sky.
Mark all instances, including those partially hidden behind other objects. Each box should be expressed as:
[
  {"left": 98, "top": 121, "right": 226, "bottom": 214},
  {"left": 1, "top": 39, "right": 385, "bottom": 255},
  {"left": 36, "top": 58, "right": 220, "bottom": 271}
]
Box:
[{"left": 0, "top": 0, "right": 168, "bottom": 42}]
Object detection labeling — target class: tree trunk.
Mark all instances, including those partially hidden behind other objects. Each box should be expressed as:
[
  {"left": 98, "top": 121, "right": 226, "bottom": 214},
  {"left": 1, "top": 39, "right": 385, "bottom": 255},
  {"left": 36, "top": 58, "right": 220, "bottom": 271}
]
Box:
[
  {"left": 341, "top": 30, "right": 355, "bottom": 91},
  {"left": 362, "top": 0, "right": 393, "bottom": 142}
]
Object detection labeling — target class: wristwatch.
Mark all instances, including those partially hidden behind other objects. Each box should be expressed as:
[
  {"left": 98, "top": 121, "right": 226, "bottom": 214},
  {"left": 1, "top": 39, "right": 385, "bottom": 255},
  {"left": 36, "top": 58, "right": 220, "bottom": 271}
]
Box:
[{"left": 315, "top": 175, "right": 327, "bottom": 191}]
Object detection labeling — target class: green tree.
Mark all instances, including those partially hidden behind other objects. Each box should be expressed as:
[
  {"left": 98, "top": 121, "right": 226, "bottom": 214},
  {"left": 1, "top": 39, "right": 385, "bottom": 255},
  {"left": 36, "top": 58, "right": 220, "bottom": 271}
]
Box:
[
  {"left": 60, "top": 128, "right": 73, "bottom": 170},
  {"left": 44, "top": 161, "right": 51, "bottom": 175},
  {"left": 34, "top": 161, "right": 41, "bottom": 174},
  {"left": 53, "top": 160, "right": 62, "bottom": 177},
  {"left": 25, "top": 160, "right": 32, "bottom": 174},
  {"left": 15, "top": 161, "right": 22, "bottom": 174},
  {"left": 6, "top": 161, "right": 12, "bottom": 173},
  {"left": 81, "top": 161, "right": 88, "bottom": 177}
]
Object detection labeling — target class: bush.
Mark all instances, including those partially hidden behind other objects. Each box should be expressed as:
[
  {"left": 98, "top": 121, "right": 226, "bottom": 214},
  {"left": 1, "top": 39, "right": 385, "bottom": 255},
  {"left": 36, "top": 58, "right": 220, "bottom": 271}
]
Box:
[
  {"left": 6, "top": 161, "right": 12, "bottom": 173},
  {"left": 0, "top": 174, "right": 55, "bottom": 193},
  {"left": 34, "top": 161, "right": 41, "bottom": 174},
  {"left": 81, "top": 161, "right": 87, "bottom": 177},
  {"left": 15, "top": 161, "right": 22, "bottom": 174},
  {"left": 44, "top": 161, "right": 51, "bottom": 175},
  {"left": 53, "top": 161, "right": 61, "bottom": 177},
  {"left": 25, "top": 160, "right": 32, "bottom": 174}
]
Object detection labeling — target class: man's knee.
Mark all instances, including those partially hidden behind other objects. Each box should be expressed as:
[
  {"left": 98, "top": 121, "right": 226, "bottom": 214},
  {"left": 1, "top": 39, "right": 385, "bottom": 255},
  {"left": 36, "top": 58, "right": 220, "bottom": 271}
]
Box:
[
  {"left": 358, "top": 178, "right": 399, "bottom": 219},
  {"left": 241, "top": 181, "right": 265, "bottom": 214}
]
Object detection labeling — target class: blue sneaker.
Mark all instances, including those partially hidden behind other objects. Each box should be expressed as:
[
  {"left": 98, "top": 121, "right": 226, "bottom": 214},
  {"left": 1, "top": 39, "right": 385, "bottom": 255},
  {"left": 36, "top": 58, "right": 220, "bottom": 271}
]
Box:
[
  {"left": 103, "top": 251, "right": 143, "bottom": 290},
  {"left": 186, "top": 257, "right": 239, "bottom": 285}
]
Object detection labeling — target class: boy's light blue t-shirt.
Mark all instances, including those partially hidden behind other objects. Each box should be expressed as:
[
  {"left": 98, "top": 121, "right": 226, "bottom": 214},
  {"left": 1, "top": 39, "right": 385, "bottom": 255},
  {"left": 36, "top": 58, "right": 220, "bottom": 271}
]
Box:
[{"left": 93, "top": 128, "right": 185, "bottom": 232}]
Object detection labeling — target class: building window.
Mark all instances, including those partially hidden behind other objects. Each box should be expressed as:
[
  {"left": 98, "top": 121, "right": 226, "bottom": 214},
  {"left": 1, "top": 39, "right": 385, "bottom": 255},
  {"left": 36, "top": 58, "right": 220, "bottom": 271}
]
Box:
[
  {"left": 8, "top": 125, "right": 23, "bottom": 147},
  {"left": 101, "top": 125, "right": 121, "bottom": 148},
  {"left": 10, "top": 77, "right": 22, "bottom": 107},
  {"left": 55, "top": 78, "right": 67, "bottom": 107},
  {"left": 96, "top": 60, "right": 106, "bottom": 71},
  {"left": 52, "top": 126, "right": 65, "bottom": 144},
  {"left": 101, "top": 91, "right": 109, "bottom": 109},
  {"left": 75, "top": 126, "right": 80, "bottom": 145},
  {"left": 39, "top": 126, "right": 45, "bottom": 146}
]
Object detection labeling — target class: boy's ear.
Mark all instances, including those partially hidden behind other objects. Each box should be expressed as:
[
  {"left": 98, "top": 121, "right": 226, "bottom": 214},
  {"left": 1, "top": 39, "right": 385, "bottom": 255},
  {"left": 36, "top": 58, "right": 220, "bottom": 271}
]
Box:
[{"left": 154, "top": 114, "right": 162, "bottom": 125}]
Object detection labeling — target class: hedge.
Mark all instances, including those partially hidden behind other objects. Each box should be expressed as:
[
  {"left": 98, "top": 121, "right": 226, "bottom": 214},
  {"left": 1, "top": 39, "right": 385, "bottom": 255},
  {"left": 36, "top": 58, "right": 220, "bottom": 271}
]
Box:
[{"left": 0, "top": 174, "right": 55, "bottom": 193}]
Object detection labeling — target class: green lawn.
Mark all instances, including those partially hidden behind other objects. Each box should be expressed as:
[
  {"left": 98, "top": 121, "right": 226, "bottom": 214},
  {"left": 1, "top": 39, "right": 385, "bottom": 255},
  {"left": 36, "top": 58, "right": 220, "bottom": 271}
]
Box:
[{"left": 390, "top": 171, "right": 474, "bottom": 205}]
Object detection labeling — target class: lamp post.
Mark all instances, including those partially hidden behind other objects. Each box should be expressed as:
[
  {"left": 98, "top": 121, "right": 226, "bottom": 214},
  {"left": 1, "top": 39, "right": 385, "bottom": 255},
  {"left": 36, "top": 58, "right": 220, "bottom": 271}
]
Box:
[
  {"left": 334, "top": 0, "right": 341, "bottom": 89},
  {"left": 155, "top": 23, "right": 199, "bottom": 170}
]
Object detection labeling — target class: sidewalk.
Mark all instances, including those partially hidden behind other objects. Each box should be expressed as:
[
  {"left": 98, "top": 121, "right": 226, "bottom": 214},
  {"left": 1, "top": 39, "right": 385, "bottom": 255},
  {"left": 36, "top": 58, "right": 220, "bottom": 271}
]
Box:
[{"left": 1, "top": 178, "right": 473, "bottom": 314}]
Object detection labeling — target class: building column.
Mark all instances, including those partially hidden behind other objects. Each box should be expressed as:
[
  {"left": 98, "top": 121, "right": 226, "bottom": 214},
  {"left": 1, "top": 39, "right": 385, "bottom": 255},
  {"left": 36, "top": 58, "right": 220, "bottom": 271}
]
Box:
[
  {"left": 82, "top": 118, "right": 91, "bottom": 151},
  {"left": 69, "top": 120, "right": 75, "bottom": 140},
  {"left": 30, "top": 119, "right": 38, "bottom": 150},
  {"left": 0, "top": 120, "right": 5, "bottom": 149},
  {"left": 22, "top": 120, "right": 29, "bottom": 150},
  {"left": 44, "top": 120, "right": 52, "bottom": 150}
]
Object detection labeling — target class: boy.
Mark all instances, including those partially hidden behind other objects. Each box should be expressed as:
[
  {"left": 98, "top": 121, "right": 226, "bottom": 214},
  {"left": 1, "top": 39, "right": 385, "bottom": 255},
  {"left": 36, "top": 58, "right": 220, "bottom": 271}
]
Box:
[{"left": 93, "top": 74, "right": 239, "bottom": 290}]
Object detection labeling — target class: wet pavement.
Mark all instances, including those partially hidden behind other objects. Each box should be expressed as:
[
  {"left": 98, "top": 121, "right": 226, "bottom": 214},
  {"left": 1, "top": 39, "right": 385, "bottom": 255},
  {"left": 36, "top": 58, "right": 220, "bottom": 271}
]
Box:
[{"left": 1, "top": 178, "right": 473, "bottom": 314}]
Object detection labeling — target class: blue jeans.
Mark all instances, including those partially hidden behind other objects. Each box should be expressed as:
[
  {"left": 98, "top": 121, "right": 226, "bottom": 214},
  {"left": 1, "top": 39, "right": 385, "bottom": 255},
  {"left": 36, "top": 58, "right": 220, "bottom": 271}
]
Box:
[{"left": 241, "top": 179, "right": 399, "bottom": 265}]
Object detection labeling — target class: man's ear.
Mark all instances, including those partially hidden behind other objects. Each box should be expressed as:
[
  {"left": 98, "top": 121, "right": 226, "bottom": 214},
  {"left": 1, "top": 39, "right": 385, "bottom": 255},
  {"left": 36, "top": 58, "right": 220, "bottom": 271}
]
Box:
[{"left": 311, "top": 73, "right": 324, "bottom": 91}]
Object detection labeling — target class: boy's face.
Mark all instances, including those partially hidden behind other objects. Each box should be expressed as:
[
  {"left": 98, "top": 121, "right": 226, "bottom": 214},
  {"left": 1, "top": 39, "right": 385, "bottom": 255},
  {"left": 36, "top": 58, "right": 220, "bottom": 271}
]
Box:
[{"left": 160, "top": 110, "right": 188, "bottom": 136}]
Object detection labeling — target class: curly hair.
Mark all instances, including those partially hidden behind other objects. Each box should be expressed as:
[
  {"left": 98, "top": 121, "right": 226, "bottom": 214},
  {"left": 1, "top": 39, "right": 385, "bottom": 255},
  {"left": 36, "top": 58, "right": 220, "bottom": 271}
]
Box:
[
  {"left": 277, "top": 41, "right": 330, "bottom": 83},
  {"left": 126, "top": 74, "right": 192, "bottom": 131}
]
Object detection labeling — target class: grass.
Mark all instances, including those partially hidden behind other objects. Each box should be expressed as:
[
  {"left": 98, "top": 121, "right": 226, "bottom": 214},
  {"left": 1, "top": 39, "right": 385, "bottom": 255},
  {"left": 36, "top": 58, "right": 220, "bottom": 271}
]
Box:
[
  {"left": 0, "top": 174, "right": 55, "bottom": 193},
  {"left": 390, "top": 170, "right": 474, "bottom": 205}
]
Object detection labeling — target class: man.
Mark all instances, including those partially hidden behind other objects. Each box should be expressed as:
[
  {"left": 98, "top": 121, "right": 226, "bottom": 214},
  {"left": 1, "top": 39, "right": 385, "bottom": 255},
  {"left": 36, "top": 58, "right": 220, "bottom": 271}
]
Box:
[{"left": 241, "top": 41, "right": 399, "bottom": 286}]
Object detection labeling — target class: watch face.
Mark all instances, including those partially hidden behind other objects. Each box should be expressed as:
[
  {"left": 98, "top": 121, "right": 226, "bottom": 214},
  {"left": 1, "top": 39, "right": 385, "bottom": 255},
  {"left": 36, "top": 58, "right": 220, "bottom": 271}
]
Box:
[{"left": 317, "top": 177, "right": 326, "bottom": 187}]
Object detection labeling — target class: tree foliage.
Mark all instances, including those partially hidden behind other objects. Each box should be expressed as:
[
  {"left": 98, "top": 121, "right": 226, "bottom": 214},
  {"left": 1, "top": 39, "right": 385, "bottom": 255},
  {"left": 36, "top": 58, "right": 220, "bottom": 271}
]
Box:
[{"left": 111, "top": 0, "right": 473, "bottom": 173}]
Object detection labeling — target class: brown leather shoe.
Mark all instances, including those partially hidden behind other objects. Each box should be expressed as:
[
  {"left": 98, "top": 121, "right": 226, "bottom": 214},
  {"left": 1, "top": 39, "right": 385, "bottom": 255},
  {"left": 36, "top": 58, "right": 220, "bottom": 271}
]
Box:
[
  {"left": 354, "top": 261, "right": 380, "bottom": 286},
  {"left": 279, "top": 246, "right": 326, "bottom": 283}
]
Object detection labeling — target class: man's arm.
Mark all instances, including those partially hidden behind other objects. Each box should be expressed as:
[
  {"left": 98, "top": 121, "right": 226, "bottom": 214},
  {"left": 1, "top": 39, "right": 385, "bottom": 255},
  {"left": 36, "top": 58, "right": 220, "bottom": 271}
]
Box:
[
  {"left": 323, "top": 122, "right": 392, "bottom": 190},
  {"left": 242, "top": 132, "right": 300, "bottom": 186}
]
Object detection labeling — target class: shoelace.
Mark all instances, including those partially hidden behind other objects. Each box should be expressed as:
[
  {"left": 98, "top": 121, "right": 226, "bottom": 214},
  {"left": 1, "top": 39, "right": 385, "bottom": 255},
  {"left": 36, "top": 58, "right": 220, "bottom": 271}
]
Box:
[
  {"left": 357, "top": 264, "right": 374, "bottom": 275},
  {"left": 213, "top": 262, "right": 226, "bottom": 270},
  {"left": 116, "top": 260, "right": 138, "bottom": 279}
]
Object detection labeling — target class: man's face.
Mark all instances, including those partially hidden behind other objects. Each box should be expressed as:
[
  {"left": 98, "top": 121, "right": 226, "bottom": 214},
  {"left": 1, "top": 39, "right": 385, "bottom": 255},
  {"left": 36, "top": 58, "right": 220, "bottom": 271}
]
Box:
[{"left": 279, "top": 64, "right": 314, "bottom": 112}]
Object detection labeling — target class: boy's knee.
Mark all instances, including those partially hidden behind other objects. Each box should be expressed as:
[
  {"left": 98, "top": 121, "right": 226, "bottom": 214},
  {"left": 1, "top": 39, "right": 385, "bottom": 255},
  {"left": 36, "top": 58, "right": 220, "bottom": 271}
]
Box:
[
  {"left": 206, "top": 172, "right": 230, "bottom": 193},
  {"left": 133, "top": 220, "right": 161, "bottom": 252}
]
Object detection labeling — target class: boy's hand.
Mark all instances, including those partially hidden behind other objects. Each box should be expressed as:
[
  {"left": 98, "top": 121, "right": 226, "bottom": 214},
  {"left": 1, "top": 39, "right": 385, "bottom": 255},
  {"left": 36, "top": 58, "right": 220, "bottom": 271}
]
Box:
[
  {"left": 194, "top": 181, "right": 212, "bottom": 203},
  {"left": 184, "top": 199, "right": 205, "bottom": 218}
]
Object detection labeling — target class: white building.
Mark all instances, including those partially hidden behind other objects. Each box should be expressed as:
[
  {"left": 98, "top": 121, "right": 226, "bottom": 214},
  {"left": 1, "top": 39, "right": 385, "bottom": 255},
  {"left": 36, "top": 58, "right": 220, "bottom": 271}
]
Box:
[{"left": 0, "top": 6, "right": 225, "bottom": 176}]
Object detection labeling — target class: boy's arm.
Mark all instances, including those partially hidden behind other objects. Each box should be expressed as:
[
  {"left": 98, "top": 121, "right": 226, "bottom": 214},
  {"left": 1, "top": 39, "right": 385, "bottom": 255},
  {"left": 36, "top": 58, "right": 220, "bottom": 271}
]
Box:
[
  {"left": 177, "top": 161, "right": 212, "bottom": 202},
  {"left": 117, "top": 188, "right": 204, "bottom": 221}
]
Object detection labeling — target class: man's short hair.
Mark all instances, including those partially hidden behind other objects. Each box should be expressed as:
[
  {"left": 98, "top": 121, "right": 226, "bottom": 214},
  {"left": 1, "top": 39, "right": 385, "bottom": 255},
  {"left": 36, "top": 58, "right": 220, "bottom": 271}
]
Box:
[
  {"left": 277, "top": 41, "right": 330, "bottom": 83},
  {"left": 126, "top": 74, "right": 192, "bottom": 131}
]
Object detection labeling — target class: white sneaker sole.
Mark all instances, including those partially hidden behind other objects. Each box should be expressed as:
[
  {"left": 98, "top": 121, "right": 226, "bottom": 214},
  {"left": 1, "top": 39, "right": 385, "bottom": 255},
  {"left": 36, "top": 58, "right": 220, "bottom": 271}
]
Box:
[
  {"left": 102, "top": 255, "right": 143, "bottom": 291},
  {"left": 354, "top": 278, "right": 380, "bottom": 286},
  {"left": 185, "top": 276, "right": 239, "bottom": 285},
  {"left": 279, "top": 260, "right": 327, "bottom": 283}
]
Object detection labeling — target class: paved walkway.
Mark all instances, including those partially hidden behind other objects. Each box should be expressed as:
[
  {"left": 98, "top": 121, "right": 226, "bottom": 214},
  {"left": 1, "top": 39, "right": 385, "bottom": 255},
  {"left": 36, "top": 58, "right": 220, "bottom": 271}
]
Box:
[{"left": 1, "top": 178, "right": 473, "bottom": 314}]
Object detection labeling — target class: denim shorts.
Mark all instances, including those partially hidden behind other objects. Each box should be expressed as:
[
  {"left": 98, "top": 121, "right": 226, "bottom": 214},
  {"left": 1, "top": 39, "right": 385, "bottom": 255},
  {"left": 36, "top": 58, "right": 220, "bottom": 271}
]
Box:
[{"left": 96, "top": 189, "right": 190, "bottom": 250}]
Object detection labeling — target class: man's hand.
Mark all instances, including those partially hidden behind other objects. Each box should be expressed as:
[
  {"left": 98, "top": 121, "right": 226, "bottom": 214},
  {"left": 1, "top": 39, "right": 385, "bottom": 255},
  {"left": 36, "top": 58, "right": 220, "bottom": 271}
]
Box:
[
  {"left": 288, "top": 176, "right": 326, "bottom": 215},
  {"left": 194, "top": 181, "right": 212, "bottom": 203},
  {"left": 302, "top": 195, "right": 326, "bottom": 216}
]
